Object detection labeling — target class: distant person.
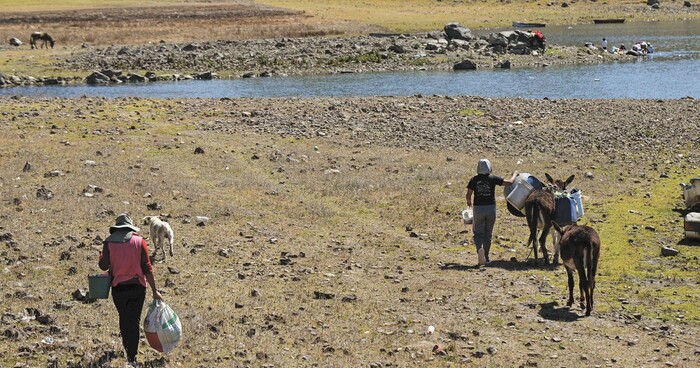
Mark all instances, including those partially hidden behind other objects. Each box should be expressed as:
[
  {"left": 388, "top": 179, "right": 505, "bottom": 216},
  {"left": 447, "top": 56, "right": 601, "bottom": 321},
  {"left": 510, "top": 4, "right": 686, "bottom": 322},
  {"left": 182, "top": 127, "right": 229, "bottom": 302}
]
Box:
[
  {"left": 98, "top": 214, "right": 163, "bottom": 367},
  {"left": 602, "top": 38, "right": 608, "bottom": 51},
  {"left": 466, "top": 159, "right": 518, "bottom": 266},
  {"left": 619, "top": 44, "right": 626, "bottom": 54}
]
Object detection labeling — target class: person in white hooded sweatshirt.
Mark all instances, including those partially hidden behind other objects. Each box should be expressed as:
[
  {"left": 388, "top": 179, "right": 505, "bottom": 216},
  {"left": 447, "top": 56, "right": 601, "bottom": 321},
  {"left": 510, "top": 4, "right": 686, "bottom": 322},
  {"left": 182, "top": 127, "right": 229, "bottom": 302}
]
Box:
[{"left": 466, "top": 159, "right": 517, "bottom": 266}]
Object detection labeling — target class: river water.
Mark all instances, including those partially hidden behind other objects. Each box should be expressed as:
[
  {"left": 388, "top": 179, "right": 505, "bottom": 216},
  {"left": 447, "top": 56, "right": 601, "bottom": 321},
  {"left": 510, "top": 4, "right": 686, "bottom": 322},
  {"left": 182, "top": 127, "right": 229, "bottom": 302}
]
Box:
[{"left": 1, "top": 21, "right": 698, "bottom": 99}]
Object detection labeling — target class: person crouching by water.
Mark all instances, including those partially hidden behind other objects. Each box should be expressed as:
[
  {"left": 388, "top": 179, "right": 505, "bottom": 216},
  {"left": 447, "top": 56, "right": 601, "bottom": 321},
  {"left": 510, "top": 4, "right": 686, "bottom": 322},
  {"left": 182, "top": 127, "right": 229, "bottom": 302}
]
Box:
[
  {"left": 98, "top": 214, "right": 163, "bottom": 367},
  {"left": 466, "top": 159, "right": 518, "bottom": 266}
]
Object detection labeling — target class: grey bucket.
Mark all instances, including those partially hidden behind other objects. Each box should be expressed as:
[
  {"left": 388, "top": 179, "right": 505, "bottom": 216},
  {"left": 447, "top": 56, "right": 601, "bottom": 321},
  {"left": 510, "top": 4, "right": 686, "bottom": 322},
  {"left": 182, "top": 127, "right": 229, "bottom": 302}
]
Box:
[{"left": 88, "top": 274, "right": 111, "bottom": 299}]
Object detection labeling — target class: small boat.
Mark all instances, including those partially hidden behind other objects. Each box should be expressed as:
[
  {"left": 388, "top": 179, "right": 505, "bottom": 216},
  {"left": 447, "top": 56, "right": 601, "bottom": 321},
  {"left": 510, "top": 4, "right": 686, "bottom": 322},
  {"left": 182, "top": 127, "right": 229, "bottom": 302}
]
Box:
[
  {"left": 593, "top": 19, "right": 625, "bottom": 24},
  {"left": 512, "top": 21, "right": 546, "bottom": 28}
]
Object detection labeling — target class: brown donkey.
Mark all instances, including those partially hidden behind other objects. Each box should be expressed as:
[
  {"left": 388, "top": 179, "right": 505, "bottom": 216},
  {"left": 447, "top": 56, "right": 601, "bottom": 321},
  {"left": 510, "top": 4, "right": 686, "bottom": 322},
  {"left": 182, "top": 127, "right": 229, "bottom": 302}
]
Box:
[
  {"left": 523, "top": 173, "right": 574, "bottom": 264},
  {"left": 551, "top": 222, "right": 600, "bottom": 316}
]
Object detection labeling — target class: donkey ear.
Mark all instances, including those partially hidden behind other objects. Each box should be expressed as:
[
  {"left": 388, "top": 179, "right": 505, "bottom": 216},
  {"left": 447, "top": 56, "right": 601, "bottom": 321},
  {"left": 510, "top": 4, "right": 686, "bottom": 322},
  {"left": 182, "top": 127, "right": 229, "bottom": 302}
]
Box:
[
  {"left": 545, "top": 173, "right": 554, "bottom": 184},
  {"left": 564, "top": 175, "right": 575, "bottom": 187}
]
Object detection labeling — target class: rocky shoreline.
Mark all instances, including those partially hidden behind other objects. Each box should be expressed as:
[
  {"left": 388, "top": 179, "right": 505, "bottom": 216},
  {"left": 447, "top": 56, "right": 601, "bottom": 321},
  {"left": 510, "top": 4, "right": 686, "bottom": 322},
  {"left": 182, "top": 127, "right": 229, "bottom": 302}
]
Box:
[{"left": 1, "top": 24, "right": 634, "bottom": 88}]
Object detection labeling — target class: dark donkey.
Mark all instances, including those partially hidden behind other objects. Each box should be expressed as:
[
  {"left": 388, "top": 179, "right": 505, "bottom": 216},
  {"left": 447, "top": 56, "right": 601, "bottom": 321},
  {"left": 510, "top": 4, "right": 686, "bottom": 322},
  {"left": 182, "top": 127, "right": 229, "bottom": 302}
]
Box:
[
  {"left": 30, "top": 32, "right": 55, "bottom": 49},
  {"left": 551, "top": 222, "right": 600, "bottom": 316},
  {"left": 524, "top": 173, "right": 575, "bottom": 264}
]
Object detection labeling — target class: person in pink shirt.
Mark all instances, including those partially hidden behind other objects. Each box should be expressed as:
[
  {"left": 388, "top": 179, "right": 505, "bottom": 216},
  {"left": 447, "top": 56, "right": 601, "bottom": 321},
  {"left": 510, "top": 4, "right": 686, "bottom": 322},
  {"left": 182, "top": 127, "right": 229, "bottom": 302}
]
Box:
[{"left": 99, "top": 214, "right": 162, "bottom": 367}]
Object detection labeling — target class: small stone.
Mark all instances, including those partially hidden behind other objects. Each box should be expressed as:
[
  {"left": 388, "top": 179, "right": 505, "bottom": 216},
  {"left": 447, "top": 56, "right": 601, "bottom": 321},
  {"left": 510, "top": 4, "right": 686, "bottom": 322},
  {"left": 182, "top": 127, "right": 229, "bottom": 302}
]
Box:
[
  {"left": 661, "top": 246, "right": 679, "bottom": 257},
  {"left": 194, "top": 147, "right": 205, "bottom": 154}
]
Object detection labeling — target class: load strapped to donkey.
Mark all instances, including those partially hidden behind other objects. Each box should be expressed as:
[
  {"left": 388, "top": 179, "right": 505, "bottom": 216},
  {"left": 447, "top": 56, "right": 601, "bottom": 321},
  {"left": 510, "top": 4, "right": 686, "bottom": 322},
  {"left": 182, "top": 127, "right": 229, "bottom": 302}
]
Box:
[{"left": 504, "top": 173, "right": 583, "bottom": 225}]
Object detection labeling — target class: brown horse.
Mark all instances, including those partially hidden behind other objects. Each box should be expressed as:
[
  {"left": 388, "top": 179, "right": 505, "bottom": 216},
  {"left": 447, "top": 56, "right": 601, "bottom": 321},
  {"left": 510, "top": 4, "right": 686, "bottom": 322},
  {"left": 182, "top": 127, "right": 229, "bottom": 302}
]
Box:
[{"left": 30, "top": 32, "right": 55, "bottom": 49}]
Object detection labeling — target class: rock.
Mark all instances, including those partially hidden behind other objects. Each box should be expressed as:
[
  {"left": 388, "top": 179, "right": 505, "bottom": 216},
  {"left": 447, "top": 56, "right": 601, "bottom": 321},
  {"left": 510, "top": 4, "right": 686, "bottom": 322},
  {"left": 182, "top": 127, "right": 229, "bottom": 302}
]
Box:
[
  {"left": 22, "top": 161, "right": 34, "bottom": 172},
  {"left": 562, "top": 2, "right": 569, "bottom": 7},
  {"left": 194, "top": 147, "right": 205, "bottom": 154},
  {"left": 499, "top": 60, "right": 511, "bottom": 69},
  {"left": 427, "top": 30, "right": 446, "bottom": 40},
  {"left": 684, "top": 1, "right": 692, "bottom": 7},
  {"left": 9, "top": 37, "right": 22, "bottom": 47},
  {"left": 661, "top": 245, "right": 679, "bottom": 257},
  {"left": 85, "top": 71, "right": 111, "bottom": 85},
  {"left": 444, "top": 23, "right": 474, "bottom": 41},
  {"left": 454, "top": 60, "right": 477, "bottom": 70},
  {"left": 147, "top": 202, "right": 162, "bottom": 210},
  {"left": 313, "top": 291, "right": 335, "bottom": 300},
  {"left": 196, "top": 71, "right": 217, "bottom": 80},
  {"left": 388, "top": 44, "right": 406, "bottom": 54},
  {"left": 647, "top": 0, "right": 660, "bottom": 5},
  {"left": 128, "top": 73, "right": 147, "bottom": 82},
  {"left": 71, "top": 289, "right": 91, "bottom": 302},
  {"left": 218, "top": 248, "right": 231, "bottom": 257},
  {"left": 36, "top": 186, "right": 54, "bottom": 200},
  {"left": 585, "top": 171, "right": 595, "bottom": 179},
  {"left": 182, "top": 43, "right": 200, "bottom": 51}
]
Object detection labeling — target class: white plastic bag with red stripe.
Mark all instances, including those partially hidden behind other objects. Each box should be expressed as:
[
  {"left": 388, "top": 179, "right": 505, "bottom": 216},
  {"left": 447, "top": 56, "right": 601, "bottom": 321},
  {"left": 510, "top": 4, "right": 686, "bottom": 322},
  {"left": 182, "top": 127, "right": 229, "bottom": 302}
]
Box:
[{"left": 143, "top": 300, "right": 182, "bottom": 353}]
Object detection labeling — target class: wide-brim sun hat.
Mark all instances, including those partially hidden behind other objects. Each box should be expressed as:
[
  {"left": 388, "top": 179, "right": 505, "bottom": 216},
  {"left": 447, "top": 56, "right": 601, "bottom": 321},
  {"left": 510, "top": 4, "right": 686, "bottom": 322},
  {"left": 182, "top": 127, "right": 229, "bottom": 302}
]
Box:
[{"left": 109, "top": 213, "right": 140, "bottom": 233}]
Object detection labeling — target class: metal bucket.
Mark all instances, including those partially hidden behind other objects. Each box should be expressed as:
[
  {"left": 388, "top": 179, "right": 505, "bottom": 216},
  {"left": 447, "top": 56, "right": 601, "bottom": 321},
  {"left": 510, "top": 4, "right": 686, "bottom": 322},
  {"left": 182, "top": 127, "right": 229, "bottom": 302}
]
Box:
[{"left": 88, "top": 274, "right": 111, "bottom": 299}]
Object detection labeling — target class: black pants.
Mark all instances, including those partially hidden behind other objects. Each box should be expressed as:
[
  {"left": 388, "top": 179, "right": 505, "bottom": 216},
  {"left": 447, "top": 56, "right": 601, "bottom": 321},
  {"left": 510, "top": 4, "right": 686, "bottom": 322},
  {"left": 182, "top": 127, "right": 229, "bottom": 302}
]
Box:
[{"left": 112, "top": 283, "right": 146, "bottom": 362}]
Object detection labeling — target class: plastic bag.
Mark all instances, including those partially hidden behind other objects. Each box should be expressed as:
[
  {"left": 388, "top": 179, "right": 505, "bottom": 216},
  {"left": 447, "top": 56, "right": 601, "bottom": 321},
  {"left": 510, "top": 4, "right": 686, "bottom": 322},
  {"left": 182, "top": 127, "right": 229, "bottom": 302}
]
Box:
[
  {"left": 143, "top": 300, "right": 182, "bottom": 353},
  {"left": 462, "top": 208, "right": 473, "bottom": 225}
]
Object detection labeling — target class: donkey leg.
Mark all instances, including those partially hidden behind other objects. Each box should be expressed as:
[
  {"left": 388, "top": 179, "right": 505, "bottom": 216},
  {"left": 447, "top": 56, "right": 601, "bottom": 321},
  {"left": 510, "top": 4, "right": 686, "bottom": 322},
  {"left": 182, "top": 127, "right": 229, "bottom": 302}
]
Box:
[
  {"left": 539, "top": 227, "right": 550, "bottom": 265},
  {"left": 551, "top": 231, "right": 561, "bottom": 265},
  {"left": 577, "top": 264, "right": 588, "bottom": 312},
  {"left": 566, "top": 269, "right": 575, "bottom": 307}
]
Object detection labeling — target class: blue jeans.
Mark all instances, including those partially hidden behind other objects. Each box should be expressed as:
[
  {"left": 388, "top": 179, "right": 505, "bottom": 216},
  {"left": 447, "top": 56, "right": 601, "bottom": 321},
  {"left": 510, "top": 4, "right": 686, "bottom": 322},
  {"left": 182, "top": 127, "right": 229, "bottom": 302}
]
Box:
[{"left": 473, "top": 204, "right": 497, "bottom": 259}]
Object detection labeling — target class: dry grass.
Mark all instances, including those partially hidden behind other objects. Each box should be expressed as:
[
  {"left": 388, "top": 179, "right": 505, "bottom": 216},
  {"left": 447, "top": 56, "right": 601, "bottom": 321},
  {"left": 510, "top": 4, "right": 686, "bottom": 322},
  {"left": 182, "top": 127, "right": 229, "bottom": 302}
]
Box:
[
  {"left": 258, "top": 0, "right": 700, "bottom": 31},
  {"left": 1, "top": 96, "right": 699, "bottom": 367}
]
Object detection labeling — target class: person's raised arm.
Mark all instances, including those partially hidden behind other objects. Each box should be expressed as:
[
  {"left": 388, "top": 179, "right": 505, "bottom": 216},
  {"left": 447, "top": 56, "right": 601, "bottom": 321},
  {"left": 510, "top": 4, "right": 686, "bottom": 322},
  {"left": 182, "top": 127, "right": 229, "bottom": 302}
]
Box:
[{"left": 503, "top": 171, "right": 519, "bottom": 186}]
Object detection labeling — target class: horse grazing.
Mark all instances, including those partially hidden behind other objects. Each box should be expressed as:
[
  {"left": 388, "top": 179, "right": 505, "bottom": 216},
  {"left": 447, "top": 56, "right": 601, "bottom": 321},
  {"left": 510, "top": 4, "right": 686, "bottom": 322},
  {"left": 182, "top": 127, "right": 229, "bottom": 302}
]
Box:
[
  {"left": 30, "top": 32, "right": 55, "bottom": 49},
  {"left": 551, "top": 222, "right": 600, "bottom": 316},
  {"left": 524, "top": 173, "right": 575, "bottom": 265}
]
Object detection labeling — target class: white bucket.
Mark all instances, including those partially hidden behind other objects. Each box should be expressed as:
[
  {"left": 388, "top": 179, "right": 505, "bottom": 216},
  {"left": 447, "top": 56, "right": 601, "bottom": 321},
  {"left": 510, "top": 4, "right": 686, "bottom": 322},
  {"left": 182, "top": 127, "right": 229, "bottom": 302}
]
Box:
[
  {"left": 570, "top": 190, "right": 584, "bottom": 218},
  {"left": 462, "top": 208, "right": 473, "bottom": 224},
  {"left": 506, "top": 180, "right": 534, "bottom": 210}
]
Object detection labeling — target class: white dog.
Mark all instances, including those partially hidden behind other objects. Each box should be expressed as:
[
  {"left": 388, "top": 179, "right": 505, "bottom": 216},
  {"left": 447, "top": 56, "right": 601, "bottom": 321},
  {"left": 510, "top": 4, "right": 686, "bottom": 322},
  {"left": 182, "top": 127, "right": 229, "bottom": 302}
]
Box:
[{"left": 142, "top": 216, "right": 174, "bottom": 259}]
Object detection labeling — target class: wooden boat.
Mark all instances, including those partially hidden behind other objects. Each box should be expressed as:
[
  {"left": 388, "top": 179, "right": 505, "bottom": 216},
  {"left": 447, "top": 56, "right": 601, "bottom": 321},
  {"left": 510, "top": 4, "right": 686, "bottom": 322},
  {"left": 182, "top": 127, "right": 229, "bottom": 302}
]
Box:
[
  {"left": 512, "top": 21, "right": 546, "bottom": 28},
  {"left": 593, "top": 19, "right": 625, "bottom": 24}
]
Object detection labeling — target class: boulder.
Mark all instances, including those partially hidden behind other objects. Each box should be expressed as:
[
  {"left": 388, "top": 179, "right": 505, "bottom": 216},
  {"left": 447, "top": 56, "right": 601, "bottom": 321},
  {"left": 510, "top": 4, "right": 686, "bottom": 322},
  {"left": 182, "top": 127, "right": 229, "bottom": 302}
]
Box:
[
  {"left": 684, "top": 1, "right": 692, "bottom": 7},
  {"left": 453, "top": 60, "right": 477, "bottom": 70},
  {"left": 9, "top": 37, "right": 22, "bottom": 47},
  {"left": 425, "top": 43, "right": 440, "bottom": 51},
  {"left": 444, "top": 23, "right": 474, "bottom": 41},
  {"left": 498, "top": 60, "right": 512, "bottom": 69},
  {"left": 182, "top": 43, "right": 200, "bottom": 51},
  {"left": 195, "top": 71, "right": 217, "bottom": 80},
  {"left": 450, "top": 39, "right": 470, "bottom": 50},
  {"left": 86, "top": 71, "right": 110, "bottom": 85},
  {"left": 127, "top": 73, "right": 147, "bottom": 82},
  {"left": 388, "top": 44, "right": 406, "bottom": 54},
  {"left": 647, "top": 0, "right": 659, "bottom": 5},
  {"left": 488, "top": 33, "right": 509, "bottom": 47},
  {"left": 427, "top": 31, "right": 446, "bottom": 40},
  {"left": 661, "top": 245, "right": 679, "bottom": 257}
]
